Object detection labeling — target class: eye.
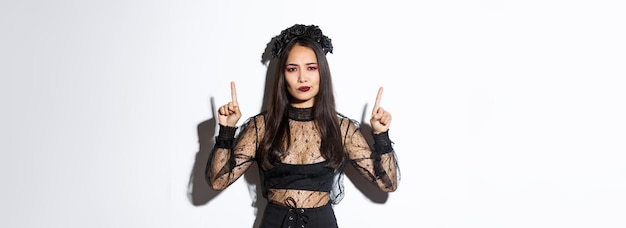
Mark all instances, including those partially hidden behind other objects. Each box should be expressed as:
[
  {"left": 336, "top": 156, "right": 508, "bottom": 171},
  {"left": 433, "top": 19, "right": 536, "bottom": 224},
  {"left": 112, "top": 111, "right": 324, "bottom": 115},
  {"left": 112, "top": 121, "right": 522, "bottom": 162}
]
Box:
[
  {"left": 285, "top": 67, "right": 297, "bottom": 72},
  {"left": 307, "top": 66, "right": 318, "bottom": 71}
]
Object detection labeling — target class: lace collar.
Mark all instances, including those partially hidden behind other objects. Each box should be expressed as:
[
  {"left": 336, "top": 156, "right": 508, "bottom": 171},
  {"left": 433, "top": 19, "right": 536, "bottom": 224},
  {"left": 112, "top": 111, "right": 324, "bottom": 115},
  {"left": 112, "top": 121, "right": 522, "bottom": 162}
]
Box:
[{"left": 287, "top": 106, "right": 314, "bottom": 121}]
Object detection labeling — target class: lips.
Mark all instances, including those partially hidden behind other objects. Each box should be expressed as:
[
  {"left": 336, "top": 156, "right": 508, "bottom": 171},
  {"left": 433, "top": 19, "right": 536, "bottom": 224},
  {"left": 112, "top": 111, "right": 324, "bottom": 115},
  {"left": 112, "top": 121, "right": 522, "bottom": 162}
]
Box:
[{"left": 298, "top": 86, "right": 311, "bottom": 92}]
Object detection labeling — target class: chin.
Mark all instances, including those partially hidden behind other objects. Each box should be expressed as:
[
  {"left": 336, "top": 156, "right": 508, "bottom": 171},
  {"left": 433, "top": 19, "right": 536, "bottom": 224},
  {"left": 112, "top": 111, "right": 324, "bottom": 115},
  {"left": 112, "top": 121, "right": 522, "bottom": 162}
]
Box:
[{"left": 291, "top": 98, "right": 314, "bottom": 106}]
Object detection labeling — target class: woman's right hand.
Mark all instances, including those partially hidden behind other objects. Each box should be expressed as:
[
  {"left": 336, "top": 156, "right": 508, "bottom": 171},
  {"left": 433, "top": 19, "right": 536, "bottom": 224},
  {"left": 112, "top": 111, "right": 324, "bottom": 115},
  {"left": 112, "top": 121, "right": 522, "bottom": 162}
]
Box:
[{"left": 217, "top": 81, "right": 241, "bottom": 127}]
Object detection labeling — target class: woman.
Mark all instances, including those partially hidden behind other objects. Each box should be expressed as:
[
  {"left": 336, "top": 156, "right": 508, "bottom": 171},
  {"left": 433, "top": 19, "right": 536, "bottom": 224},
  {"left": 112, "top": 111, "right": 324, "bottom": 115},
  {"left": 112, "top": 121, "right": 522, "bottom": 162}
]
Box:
[{"left": 207, "top": 24, "right": 399, "bottom": 228}]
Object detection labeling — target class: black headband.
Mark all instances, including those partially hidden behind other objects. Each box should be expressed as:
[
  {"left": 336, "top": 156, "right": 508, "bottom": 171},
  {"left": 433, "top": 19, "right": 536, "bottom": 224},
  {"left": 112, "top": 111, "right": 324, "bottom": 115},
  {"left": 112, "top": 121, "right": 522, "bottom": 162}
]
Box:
[{"left": 270, "top": 24, "right": 333, "bottom": 58}]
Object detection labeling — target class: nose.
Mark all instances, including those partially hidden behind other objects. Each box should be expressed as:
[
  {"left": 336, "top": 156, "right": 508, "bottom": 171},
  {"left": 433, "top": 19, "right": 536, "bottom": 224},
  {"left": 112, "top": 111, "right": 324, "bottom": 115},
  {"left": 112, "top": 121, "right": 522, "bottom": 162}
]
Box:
[{"left": 297, "top": 72, "right": 307, "bottom": 83}]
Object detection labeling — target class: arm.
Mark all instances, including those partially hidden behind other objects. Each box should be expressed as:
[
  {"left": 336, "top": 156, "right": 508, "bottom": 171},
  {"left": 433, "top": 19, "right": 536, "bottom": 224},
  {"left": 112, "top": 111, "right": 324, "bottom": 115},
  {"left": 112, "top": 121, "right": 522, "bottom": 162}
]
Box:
[
  {"left": 344, "top": 87, "right": 399, "bottom": 192},
  {"left": 342, "top": 119, "right": 399, "bottom": 192},
  {"left": 206, "top": 81, "right": 258, "bottom": 190},
  {"left": 207, "top": 116, "right": 262, "bottom": 190}
]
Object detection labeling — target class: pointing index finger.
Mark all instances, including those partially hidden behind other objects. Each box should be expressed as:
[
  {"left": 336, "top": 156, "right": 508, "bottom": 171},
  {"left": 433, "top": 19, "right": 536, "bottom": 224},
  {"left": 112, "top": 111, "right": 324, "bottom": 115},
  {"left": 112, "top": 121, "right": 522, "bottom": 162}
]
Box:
[
  {"left": 230, "top": 81, "right": 238, "bottom": 106},
  {"left": 373, "top": 87, "right": 383, "bottom": 112}
]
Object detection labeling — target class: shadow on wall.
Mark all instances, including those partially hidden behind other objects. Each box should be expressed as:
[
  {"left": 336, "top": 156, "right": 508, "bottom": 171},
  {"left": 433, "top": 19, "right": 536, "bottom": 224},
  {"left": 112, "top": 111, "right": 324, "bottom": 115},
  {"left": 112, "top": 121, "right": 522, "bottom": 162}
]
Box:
[
  {"left": 186, "top": 36, "right": 389, "bottom": 228},
  {"left": 186, "top": 96, "right": 221, "bottom": 206}
]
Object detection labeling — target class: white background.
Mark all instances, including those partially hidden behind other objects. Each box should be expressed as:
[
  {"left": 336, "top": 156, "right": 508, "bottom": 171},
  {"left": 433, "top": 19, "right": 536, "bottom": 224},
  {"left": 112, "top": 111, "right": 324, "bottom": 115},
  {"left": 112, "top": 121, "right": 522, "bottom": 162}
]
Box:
[{"left": 1, "top": 0, "right": 625, "bottom": 227}]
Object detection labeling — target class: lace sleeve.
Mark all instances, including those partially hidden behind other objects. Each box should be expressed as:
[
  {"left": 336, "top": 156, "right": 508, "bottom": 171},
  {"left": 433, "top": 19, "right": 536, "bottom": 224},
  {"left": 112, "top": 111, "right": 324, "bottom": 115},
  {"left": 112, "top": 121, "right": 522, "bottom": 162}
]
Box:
[
  {"left": 341, "top": 117, "right": 400, "bottom": 192},
  {"left": 206, "top": 115, "right": 263, "bottom": 190}
]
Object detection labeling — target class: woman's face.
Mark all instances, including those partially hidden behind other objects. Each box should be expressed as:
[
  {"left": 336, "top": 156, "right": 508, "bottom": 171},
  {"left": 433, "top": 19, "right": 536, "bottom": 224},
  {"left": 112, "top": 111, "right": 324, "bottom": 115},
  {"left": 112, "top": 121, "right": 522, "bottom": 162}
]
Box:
[{"left": 284, "top": 44, "right": 320, "bottom": 108}]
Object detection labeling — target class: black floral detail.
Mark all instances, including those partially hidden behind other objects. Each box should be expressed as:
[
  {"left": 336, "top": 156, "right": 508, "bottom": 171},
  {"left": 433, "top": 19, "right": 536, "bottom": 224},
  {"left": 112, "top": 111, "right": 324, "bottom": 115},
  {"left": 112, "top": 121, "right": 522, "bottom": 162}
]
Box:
[{"left": 270, "top": 24, "right": 333, "bottom": 58}]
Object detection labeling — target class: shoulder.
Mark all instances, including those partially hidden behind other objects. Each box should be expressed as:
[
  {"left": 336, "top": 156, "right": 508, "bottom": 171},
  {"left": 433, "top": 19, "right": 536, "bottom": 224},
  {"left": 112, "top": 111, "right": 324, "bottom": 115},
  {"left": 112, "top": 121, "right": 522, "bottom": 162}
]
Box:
[
  {"left": 240, "top": 112, "right": 267, "bottom": 129},
  {"left": 251, "top": 112, "right": 266, "bottom": 121},
  {"left": 336, "top": 112, "right": 361, "bottom": 130}
]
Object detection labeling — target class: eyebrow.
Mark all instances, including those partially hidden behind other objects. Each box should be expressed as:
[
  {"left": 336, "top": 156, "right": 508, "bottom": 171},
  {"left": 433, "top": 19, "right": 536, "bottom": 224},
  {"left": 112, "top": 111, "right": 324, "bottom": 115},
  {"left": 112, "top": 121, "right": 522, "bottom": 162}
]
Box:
[{"left": 286, "top": 62, "right": 318, "bottom": 66}]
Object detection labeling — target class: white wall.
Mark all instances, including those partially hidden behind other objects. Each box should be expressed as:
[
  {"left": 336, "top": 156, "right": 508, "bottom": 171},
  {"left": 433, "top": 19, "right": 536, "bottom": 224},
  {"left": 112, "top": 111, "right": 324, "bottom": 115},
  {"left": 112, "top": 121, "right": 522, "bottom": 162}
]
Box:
[{"left": 1, "top": 0, "right": 625, "bottom": 227}]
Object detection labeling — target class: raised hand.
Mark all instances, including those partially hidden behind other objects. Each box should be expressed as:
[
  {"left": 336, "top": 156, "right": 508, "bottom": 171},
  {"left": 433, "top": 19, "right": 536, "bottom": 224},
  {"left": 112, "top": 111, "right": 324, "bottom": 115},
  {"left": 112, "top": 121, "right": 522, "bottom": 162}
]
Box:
[
  {"left": 218, "top": 81, "right": 242, "bottom": 127},
  {"left": 370, "top": 87, "right": 392, "bottom": 134}
]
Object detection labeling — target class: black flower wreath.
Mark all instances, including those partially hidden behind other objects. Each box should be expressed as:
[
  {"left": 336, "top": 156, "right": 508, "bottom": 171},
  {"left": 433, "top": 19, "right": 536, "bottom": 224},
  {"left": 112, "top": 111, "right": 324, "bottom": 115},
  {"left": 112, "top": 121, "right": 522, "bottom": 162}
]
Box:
[{"left": 270, "top": 24, "right": 333, "bottom": 58}]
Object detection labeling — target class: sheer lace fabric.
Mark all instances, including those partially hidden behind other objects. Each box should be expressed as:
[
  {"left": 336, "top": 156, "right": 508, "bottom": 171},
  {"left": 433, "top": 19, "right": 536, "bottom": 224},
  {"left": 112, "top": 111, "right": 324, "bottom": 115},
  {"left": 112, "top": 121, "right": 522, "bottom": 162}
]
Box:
[{"left": 207, "top": 107, "right": 399, "bottom": 208}]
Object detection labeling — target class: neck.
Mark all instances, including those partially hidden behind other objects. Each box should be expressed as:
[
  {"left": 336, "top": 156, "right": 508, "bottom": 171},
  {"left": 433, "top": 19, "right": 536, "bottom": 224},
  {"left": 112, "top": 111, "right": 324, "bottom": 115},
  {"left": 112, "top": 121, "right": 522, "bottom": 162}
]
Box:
[{"left": 287, "top": 105, "right": 314, "bottom": 121}]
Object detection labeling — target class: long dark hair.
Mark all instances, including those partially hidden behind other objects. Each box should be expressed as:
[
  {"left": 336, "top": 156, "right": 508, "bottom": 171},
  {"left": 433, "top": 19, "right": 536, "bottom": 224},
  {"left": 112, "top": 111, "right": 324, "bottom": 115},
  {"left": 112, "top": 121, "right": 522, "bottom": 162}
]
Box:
[{"left": 259, "top": 37, "right": 345, "bottom": 170}]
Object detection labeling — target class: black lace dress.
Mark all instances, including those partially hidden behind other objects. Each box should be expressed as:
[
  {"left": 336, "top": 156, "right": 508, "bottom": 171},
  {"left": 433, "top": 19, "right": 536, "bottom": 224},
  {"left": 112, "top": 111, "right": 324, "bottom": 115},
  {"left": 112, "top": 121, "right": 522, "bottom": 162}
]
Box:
[{"left": 207, "top": 106, "right": 400, "bottom": 228}]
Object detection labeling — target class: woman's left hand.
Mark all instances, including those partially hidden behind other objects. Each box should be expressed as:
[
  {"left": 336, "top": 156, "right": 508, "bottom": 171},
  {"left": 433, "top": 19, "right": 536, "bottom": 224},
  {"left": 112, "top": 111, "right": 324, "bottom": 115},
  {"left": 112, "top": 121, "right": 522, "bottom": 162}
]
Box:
[{"left": 370, "top": 87, "right": 392, "bottom": 134}]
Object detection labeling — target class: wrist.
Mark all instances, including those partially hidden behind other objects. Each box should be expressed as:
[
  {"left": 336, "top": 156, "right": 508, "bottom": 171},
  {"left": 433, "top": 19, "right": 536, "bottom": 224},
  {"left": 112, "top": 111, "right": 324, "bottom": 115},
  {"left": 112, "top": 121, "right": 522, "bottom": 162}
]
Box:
[
  {"left": 372, "top": 130, "right": 393, "bottom": 154},
  {"left": 218, "top": 124, "right": 237, "bottom": 140}
]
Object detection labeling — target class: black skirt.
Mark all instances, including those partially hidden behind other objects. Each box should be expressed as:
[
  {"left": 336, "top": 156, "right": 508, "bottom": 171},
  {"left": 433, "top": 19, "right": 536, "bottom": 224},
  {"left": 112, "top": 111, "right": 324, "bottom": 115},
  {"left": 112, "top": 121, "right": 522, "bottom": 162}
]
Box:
[{"left": 259, "top": 202, "right": 338, "bottom": 228}]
